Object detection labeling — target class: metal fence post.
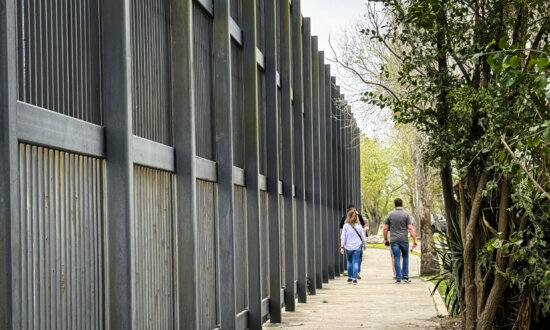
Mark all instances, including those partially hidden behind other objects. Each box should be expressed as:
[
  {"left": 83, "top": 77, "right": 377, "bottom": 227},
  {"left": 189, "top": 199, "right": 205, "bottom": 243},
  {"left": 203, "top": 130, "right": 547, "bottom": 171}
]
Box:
[
  {"left": 102, "top": 0, "right": 134, "bottom": 327},
  {"left": 279, "top": 0, "right": 295, "bottom": 312},
  {"left": 171, "top": 0, "right": 198, "bottom": 327},
  {"left": 330, "top": 78, "right": 340, "bottom": 276},
  {"left": 318, "top": 52, "right": 328, "bottom": 284},
  {"left": 0, "top": 0, "right": 18, "bottom": 327},
  {"left": 325, "top": 66, "right": 334, "bottom": 280},
  {"left": 212, "top": 0, "right": 237, "bottom": 328},
  {"left": 242, "top": 0, "right": 262, "bottom": 327},
  {"left": 302, "top": 18, "right": 316, "bottom": 296},
  {"left": 291, "top": 0, "right": 307, "bottom": 304},
  {"left": 265, "top": 0, "right": 282, "bottom": 322},
  {"left": 311, "top": 37, "right": 323, "bottom": 290}
]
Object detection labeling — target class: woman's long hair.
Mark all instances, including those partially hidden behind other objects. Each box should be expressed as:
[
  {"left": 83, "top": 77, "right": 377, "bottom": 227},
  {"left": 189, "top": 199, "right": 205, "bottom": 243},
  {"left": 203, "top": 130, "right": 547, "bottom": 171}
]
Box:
[{"left": 345, "top": 210, "right": 359, "bottom": 226}]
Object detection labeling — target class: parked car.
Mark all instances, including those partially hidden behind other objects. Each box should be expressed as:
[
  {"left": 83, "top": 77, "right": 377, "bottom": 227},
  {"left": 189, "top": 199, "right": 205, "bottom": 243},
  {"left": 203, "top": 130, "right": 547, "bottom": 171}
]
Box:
[{"left": 431, "top": 214, "right": 447, "bottom": 233}]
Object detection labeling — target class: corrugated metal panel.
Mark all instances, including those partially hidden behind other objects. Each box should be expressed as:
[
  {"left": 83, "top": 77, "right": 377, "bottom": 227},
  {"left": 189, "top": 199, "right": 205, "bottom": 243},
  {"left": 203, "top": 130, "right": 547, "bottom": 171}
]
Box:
[
  {"left": 17, "top": 0, "right": 103, "bottom": 124},
  {"left": 133, "top": 166, "right": 176, "bottom": 329},
  {"left": 276, "top": 1, "right": 280, "bottom": 69},
  {"left": 233, "top": 186, "right": 248, "bottom": 311},
  {"left": 279, "top": 195, "right": 285, "bottom": 286},
  {"left": 232, "top": 40, "right": 245, "bottom": 168},
  {"left": 131, "top": 0, "right": 172, "bottom": 145},
  {"left": 260, "top": 191, "right": 269, "bottom": 298},
  {"left": 278, "top": 88, "right": 282, "bottom": 177},
  {"left": 258, "top": 69, "right": 267, "bottom": 175},
  {"left": 17, "top": 143, "right": 104, "bottom": 329},
  {"left": 256, "top": 0, "right": 265, "bottom": 53},
  {"left": 193, "top": 3, "right": 215, "bottom": 160},
  {"left": 230, "top": 0, "right": 242, "bottom": 26},
  {"left": 196, "top": 180, "right": 220, "bottom": 329},
  {"left": 293, "top": 198, "right": 297, "bottom": 277}
]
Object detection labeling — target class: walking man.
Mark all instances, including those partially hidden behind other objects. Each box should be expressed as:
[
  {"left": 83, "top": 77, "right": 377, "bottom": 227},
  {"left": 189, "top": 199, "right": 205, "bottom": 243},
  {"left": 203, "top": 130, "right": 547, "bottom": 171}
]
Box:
[
  {"left": 340, "top": 204, "right": 367, "bottom": 279},
  {"left": 383, "top": 198, "right": 417, "bottom": 283}
]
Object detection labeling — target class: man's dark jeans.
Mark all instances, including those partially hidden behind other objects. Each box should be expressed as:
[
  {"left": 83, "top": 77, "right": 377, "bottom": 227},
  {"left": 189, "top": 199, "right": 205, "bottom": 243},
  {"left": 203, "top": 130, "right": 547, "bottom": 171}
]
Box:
[{"left": 391, "top": 242, "right": 409, "bottom": 281}]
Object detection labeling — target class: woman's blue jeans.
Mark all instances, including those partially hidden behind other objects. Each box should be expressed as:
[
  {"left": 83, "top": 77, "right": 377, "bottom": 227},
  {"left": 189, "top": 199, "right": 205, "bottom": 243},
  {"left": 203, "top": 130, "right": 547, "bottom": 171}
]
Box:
[
  {"left": 345, "top": 248, "right": 362, "bottom": 279},
  {"left": 391, "top": 242, "right": 409, "bottom": 281}
]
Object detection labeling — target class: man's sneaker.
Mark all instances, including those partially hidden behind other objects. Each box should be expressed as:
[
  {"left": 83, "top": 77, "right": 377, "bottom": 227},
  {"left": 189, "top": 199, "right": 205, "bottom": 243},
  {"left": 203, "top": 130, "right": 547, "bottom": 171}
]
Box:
[
  {"left": 353, "top": 279, "right": 358, "bottom": 285},
  {"left": 403, "top": 278, "right": 411, "bottom": 283},
  {"left": 395, "top": 280, "right": 402, "bottom": 284},
  {"left": 357, "top": 275, "right": 362, "bottom": 280},
  {"left": 347, "top": 278, "right": 353, "bottom": 284}
]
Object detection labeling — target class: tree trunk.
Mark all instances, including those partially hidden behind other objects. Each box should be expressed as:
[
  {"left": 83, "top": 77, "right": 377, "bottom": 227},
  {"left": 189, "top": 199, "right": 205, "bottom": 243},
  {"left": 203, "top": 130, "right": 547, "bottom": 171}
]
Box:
[
  {"left": 464, "top": 169, "right": 489, "bottom": 329},
  {"left": 440, "top": 164, "right": 458, "bottom": 223},
  {"left": 477, "top": 180, "right": 511, "bottom": 329},
  {"left": 412, "top": 131, "right": 439, "bottom": 275}
]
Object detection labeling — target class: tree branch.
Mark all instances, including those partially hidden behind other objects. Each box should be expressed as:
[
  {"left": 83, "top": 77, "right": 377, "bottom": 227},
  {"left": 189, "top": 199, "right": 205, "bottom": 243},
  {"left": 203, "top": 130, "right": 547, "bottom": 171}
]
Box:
[{"left": 501, "top": 135, "right": 550, "bottom": 202}]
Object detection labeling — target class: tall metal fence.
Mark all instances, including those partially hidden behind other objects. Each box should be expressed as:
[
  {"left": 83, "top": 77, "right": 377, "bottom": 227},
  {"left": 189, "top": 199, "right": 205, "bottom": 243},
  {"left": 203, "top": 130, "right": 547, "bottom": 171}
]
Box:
[{"left": 0, "top": 0, "right": 362, "bottom": 329}]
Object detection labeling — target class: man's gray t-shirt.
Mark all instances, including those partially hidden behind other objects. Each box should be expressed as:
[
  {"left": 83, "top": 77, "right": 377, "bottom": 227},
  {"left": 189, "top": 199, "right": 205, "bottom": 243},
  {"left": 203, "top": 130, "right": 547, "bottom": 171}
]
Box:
[{"left": 384, "top": 208, "right": 412, "bottom": 243}]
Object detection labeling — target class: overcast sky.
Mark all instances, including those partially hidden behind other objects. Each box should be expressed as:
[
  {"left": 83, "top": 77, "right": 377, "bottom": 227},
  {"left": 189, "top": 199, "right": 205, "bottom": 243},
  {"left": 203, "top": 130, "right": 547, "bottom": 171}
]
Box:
[
  {"left": 301, "top": 0, "right": 366, "bottom": 54},
  {"left": 301, "top": 0, "right": 385, "bottom": 136}
]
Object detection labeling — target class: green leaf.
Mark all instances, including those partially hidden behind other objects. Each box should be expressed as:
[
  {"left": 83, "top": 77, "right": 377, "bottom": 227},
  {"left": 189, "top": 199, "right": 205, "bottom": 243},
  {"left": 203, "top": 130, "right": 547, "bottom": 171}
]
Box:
[
  {"left": 514, "top": 251, "right": 521, "bottom": 259},
  {"left": 527, "top": 58, "right": 537, "bottom": 70},
  {"left": 472, "top": 53, "right": 482, "bottom": 65},
  {"left": 510, "top": 56, "right": 521, "bottom": 69},
  {"left": 535, "top": 74, "right": 548, "bottom": 89},
  {"left": 499, "top": 36, "right": 510, "bottom": 49},
  {"left": 538, "top": 57, "right": 549, "bottom": 72},
  {"left": 493, "top": 239, "right": 503, "bottom": 249},
  {"left": 485, "top": 40, "right": 496, "bottom": 50},
  {"left": 528, "top": 256, "right": 536, "bottom": 265},
  {"left": 502, "top": 55, "right": 510, "bottom": 69}
]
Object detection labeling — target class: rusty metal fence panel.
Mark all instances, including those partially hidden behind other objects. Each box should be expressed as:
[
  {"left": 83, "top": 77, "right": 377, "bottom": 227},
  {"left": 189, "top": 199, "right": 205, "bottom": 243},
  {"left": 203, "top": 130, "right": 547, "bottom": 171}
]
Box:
[
  {"left": 232, "top": 40, "right": 245, "bottom": 168},
  {"left": 17, "top": 0, "right": 103, "bottom": 124},
  {"left": 258, "top": 69, "right": 267, "bottom": 175},
  {"left": 133, "top": 165, "right": 176, "bottom": 329},
  {"left": 16, "top": 144, "right": 104, "bottom": 329},
  {"left": 193, "top": 2, "right": 215, "bottom": 160},
  {"left": 196, "top": 179, "right": 220, "bottom": 329},
  {"left": 260, "top": 191, "right": 269, "bottom": 299},
  {"left": 131, "top": 0, "right": 172, "bottom": 146},
  {"left": 234, "top": 186, "right": 248, "bottom": 312}
]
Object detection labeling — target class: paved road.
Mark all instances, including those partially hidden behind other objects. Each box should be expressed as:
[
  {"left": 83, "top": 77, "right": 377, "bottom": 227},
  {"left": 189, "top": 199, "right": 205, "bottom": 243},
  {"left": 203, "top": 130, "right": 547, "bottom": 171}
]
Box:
[{"left": 265, "top": 248, "right": 445, "bottom": 329}]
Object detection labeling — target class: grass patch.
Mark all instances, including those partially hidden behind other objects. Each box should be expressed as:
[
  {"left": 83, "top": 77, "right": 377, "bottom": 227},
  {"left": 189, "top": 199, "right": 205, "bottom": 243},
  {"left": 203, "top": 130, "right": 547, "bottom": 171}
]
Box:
[
  {"left": 367, "top": 243, "right": 388, "bottom": 249},
  {"left": 322, "top": 300, "right": 328, "bottom": 303},
  {"left": 429, "top": 277, "right": 454, "bottom": 308}
]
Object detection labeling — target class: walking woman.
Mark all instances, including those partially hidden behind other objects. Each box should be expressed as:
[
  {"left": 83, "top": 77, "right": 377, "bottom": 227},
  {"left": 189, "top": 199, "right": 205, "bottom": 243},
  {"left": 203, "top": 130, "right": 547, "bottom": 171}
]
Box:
[{"left": 340, "top": 210, "right": 367, "bottom": 284}]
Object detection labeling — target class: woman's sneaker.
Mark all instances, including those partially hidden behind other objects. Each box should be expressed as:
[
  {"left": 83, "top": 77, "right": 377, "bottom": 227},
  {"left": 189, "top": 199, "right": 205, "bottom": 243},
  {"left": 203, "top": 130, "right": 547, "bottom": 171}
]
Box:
[
  {"left": 352, "top": 279, "right": 358, "bottom": 285},
  {"left": 347, "top": 278, "right": 353, "bottom": 284}
]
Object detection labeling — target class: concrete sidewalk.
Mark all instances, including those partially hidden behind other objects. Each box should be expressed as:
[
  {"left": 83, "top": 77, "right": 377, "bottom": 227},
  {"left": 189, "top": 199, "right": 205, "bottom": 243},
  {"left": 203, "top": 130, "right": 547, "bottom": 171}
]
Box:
[{"left": 265, "top": 248, "right": 446, "bottom": 329}]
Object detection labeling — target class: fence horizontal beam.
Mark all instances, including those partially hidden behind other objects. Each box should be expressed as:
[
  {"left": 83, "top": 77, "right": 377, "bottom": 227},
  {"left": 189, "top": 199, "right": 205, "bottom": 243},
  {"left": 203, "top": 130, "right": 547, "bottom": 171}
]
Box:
[
  {"left": 230, "top": 18, "right": 243, "bottom": 45},
  {"left": 257, "top": 48, "right": 265, "bottom": 69},
  {"left": 133, "top": 136, "right": 175, "bottom": 172},
  {"left": 233, "top": 166, "right": 246, "bottom": 186},
  {"left": 261, "top": 297, "right": 270, "bottom": 317},
  {"left": 17, "top": 102, "right": 104, "bottom": 158},
  {"left": 259, "top": 174, "right": 267, "bottom": 191},
  {"left": 196, "top": 0, "right": 213, "bottom": 15},
  {"left": 236, "top": 310, "right": 249, "bottom": 329},
  {"left": 195, "top": 156, "right": 217, "bottom": 182}
]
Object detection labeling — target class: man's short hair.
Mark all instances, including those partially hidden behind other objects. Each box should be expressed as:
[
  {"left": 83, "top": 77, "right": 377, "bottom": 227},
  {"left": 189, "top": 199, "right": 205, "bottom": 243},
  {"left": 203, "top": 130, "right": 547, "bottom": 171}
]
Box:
[
  {"left": 347, "top": 204, "right": 355, "bottom": 210},
  {"left": 394, "top": 198, "right": 403, "bottom": 207}
]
